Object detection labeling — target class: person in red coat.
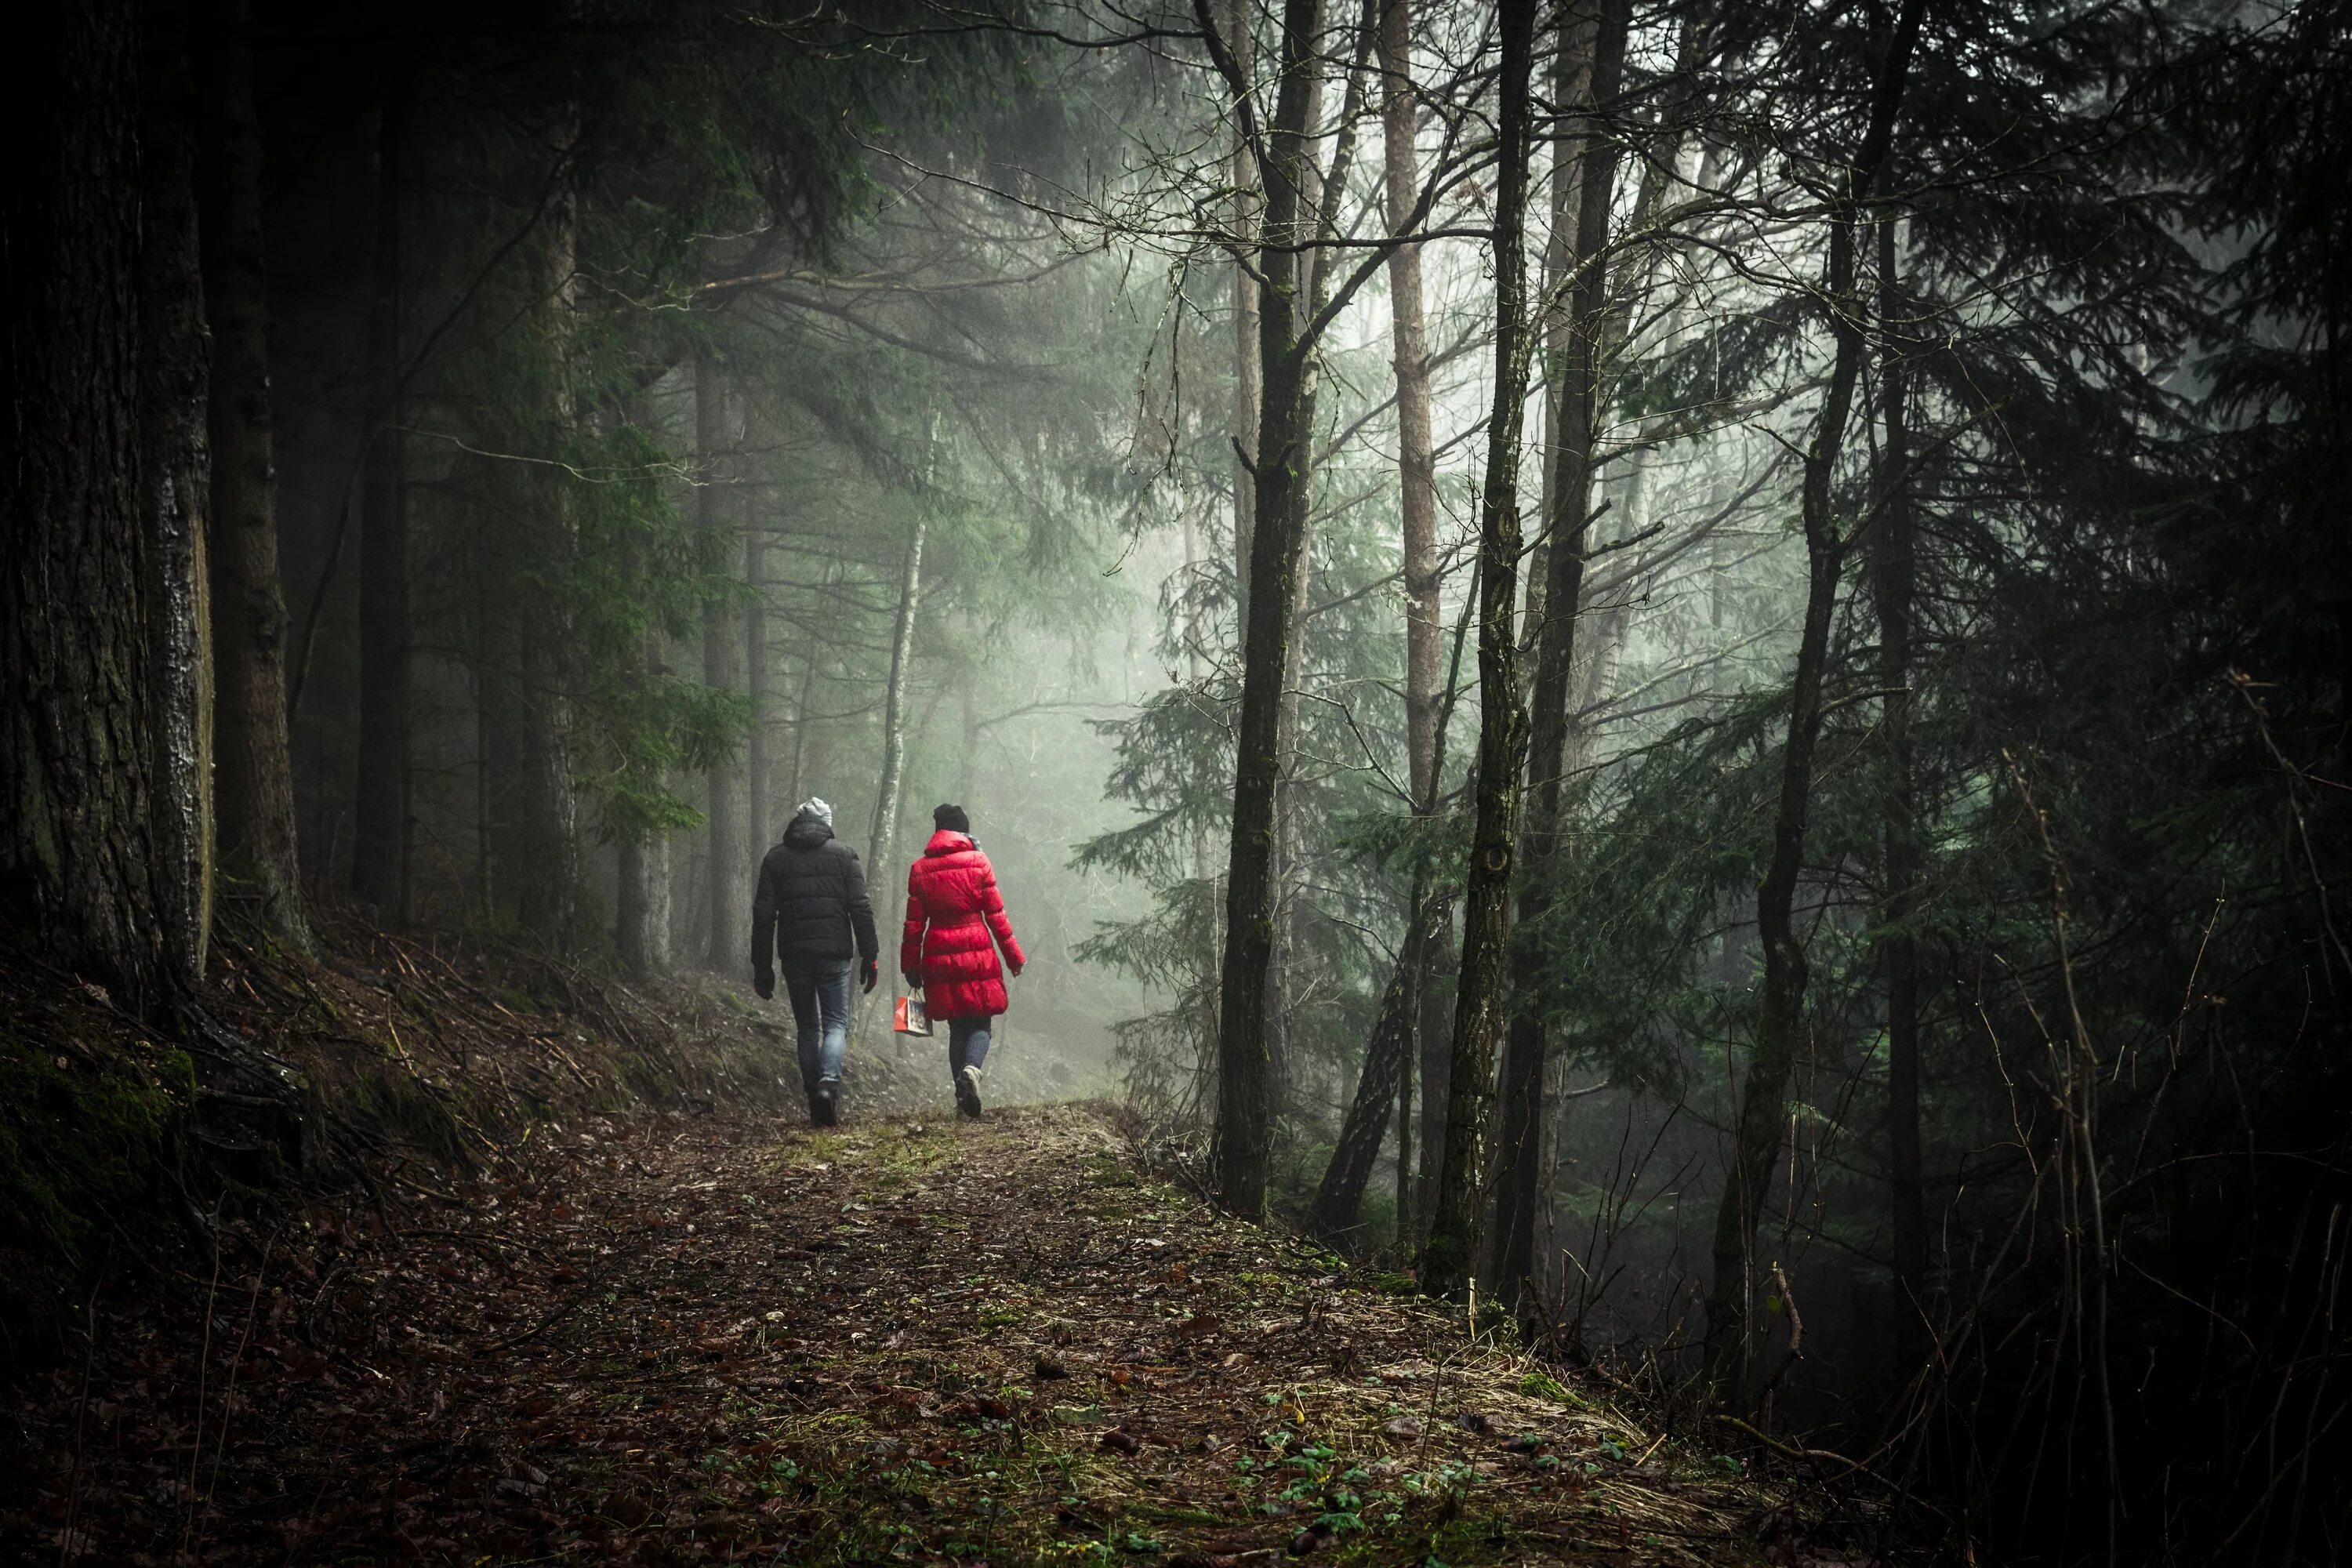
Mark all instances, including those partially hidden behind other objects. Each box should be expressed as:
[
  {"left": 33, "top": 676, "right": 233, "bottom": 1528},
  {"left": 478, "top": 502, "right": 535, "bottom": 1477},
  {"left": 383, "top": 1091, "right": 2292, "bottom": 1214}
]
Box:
[{"left": 900, "top": 803, "right": 1025, "bottom": 1117}]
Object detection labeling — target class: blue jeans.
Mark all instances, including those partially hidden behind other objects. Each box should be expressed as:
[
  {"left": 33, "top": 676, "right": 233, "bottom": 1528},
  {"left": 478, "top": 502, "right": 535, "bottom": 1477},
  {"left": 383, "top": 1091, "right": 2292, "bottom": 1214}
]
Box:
[
  {"left": 783, "top": 956, "right": 854, "bottom": 1094},
  {"left": 949, "top": 1015, "right": 992, "bottom": 1076}
]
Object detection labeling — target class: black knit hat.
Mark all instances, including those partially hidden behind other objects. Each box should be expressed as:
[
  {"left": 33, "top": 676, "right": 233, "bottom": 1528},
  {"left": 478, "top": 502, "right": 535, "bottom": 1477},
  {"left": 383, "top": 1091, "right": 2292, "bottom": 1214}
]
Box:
[{"left": 933, "top": 802, "right": 971, "bottom": 834}]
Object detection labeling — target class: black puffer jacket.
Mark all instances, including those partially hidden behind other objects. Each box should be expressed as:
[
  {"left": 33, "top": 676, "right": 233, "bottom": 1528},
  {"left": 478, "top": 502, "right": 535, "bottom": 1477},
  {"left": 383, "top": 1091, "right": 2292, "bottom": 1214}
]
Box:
[{"left": 750, "top": 811, "right": 880, "bottom": 971}]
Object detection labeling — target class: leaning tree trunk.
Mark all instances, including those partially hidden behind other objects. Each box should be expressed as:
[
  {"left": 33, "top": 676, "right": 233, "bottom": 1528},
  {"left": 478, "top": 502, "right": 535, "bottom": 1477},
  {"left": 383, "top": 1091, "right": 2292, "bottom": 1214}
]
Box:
[
  {"left": 1704, "top": 0, "right": 1926, "bottom": 1401},
  {"left": 1311, "top": 887, "right": 1452, "bottom": 1243},
  {"left": 351, "top": 86, "right": 408, "bottom": 911},
  {"left": 1, "top": 0, "right": 213, "bottom": 1010},
  {"left": 199, "top": 0, "right": 309, "bottom": 954},
  {"left": 1205, "top": 0, "right": 1329, "bottom": 1218},
  {"left": 699, "top": 346, "right": 746, "bottom": 966},
  {"left": 1421, "top": 0, "right": 1540, "bottom": 1303},
  {"left": 1491, "top": 0, "right": 1631, "bottom": 1309}
]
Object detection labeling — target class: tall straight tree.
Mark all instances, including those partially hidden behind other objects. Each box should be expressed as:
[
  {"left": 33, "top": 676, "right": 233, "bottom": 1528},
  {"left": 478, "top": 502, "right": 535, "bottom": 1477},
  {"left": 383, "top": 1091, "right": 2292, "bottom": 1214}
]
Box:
[
  {"left": 1379, "top": 0, "right": 1452, "bottom": 1244},
  {"left": 1201, "top": 0, "right": 1416, "bottom": 1215},
  {"left": 1703, "top": 0, "right": 1926, "bottom": 1399},
  {"left": 699, "top": 345, "right": 746, "bottom": 964},
  {"left": 198, "top": 0, "right": 309, "bottom": 952},
  {"left": 1490, "top": 0, "right": 1632, "bottom": 1308},
  {"left": 1422, "top": 0, "right": 1540, "bottom": 1301},
  {"left": 1226, "top": 0, "right": 1259, "bottom": 590},
  {"left": 1201, "top": 0, "right": 1327, "bottom": 1216},
  {"left": 351, "top": 82, "right": 408, "bottom": 909}
]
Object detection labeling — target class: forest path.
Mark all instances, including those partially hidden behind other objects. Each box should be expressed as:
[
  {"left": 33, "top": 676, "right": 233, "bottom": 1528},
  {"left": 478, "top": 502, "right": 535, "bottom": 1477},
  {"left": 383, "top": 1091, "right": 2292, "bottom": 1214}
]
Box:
[{"left": 8, "top": 1105, "right": 1783, "bottom": 1566}]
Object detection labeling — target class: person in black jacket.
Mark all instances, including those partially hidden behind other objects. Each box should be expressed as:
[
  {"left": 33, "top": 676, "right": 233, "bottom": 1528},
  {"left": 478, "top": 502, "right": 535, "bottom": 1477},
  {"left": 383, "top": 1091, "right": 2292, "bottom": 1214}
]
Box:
[{"left": 750, "top": 797, "right": 880, "bottom": 1126}]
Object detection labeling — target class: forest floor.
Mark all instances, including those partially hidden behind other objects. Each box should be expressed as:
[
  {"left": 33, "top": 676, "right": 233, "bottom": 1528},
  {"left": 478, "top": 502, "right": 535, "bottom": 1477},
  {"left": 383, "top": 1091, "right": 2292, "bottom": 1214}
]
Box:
[{"left": 2, "top": 1095, "right": 1831, "bottom": 1566}]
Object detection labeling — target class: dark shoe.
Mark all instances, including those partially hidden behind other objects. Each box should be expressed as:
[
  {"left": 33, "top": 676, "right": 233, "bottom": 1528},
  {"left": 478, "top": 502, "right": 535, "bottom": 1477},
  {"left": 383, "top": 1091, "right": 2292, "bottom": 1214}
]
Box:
[
  {"left": 810, "top": 1082, "right": 839, "bottom": 1127},
  {"left": 954, "top": 1064, "right": 983, "bottom": 1120}
]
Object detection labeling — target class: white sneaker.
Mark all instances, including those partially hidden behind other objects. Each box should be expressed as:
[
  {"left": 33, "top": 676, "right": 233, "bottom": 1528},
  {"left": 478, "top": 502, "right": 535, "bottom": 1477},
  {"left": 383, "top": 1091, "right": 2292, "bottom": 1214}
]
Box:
[{"left": 955, "top": 1064, "right": 984, "bottom": 1119}]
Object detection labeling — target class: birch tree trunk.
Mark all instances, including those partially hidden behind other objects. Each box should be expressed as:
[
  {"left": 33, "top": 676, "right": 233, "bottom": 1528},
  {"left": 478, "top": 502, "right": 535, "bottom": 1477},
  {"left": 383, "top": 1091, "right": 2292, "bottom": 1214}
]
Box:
[
  {"left": 198, "top": 0, "right": 309, "bottom": 953},
  {"left": 869, "top": 508, "right": 927, "bottom": 902},
  {"left": 1704, "top": 0, "right": 1926, "bottom": 1400},
  {"left": 1422, "top": 0, "right": 1540, "bottom": 1301}
]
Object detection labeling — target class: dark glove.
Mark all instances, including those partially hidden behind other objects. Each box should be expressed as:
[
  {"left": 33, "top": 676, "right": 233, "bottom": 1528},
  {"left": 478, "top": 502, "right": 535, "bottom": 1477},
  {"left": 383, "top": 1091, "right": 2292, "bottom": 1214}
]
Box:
[
  {"left": 903, "top": 971, "right": 923, "bottom": 993},
  {"left": 754, "top": 967, "right": 775, "bottom": 1000},
  {"left": 1007, "top": 959, "right": 1024, "bottom": 978},
  {"left": 860, "top": 956, "right": 879, "bottom": 994}
]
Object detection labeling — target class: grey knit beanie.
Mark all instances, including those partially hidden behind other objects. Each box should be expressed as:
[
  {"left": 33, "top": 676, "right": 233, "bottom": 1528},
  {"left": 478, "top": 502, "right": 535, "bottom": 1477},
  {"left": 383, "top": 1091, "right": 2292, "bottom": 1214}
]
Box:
[{"left": 799, "top": 797, "right": 833, "bottom": 827}]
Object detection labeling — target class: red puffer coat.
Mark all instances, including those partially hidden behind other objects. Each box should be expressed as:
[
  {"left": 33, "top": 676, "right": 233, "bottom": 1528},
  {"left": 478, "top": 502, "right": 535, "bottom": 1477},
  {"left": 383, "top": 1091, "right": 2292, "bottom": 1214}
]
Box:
[{"left": 900, "top": 830, "right": 1025, "bottom": 1019}]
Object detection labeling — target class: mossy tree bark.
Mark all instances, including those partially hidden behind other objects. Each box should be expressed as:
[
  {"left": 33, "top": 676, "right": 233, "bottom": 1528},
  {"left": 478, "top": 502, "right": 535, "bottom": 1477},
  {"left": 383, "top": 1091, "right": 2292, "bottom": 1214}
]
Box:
[{"left": 1, "top": 0, "right": 213, "bottom": 1011}]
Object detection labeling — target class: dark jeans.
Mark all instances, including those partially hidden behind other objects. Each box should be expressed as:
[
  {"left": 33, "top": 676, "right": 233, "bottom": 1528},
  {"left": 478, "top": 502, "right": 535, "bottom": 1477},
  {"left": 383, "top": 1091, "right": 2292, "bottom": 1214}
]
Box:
[
  {"left": 782, "top": 955, "right": 854, "bottom": 1094},
  {"left": 948, "top": 1015, "right": 992, "bottom": 1078}
]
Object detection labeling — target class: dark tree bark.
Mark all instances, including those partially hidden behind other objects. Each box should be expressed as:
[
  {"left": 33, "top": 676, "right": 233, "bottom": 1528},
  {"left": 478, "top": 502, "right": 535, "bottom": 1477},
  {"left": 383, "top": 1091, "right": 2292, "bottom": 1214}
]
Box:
[
  {"left": 1311, "top": 888, "right": 1452, "bottom": 1243},
  {"left": 1874, "top": 214, "right": 1929, "bottom": 1334},
  {"left": 1422, "top": 0, "right": 1541, "bottom": 1302},
  {"left": 699, "top": 346, "right": 746, "bottom": 965},
  {"left": 1204, "top": 0, "right": 1330, "bottom": 1218},
  {"left": 504, "top": 143, "right": 584, "bottom": 940},
  {"left": 0, "top": 0, "right": 212, "bottom": 1009},
  {"left": 351, "top": 85, "right": 408, "bottom": 910},
  {"left": 198, "top": 0, "right": 310, "bottom": 953},
  {"left": 1491, "top": 0, "right": 1632, "bottom": 1310},
  {"left": 1704, "top": 0, "right": 1926, "bottom": 1400}
]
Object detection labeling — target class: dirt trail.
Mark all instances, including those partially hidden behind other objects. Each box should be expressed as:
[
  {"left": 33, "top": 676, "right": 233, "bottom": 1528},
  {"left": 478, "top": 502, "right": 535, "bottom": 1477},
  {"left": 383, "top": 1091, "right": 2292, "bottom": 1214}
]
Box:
[{"left": 5, "top": 1103, "right": 1789, "bottom": 1566}]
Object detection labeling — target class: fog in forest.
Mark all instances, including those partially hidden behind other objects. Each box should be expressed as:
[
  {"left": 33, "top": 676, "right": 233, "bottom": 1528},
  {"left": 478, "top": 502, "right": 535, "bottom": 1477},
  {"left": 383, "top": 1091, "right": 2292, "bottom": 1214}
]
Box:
[{"left": 4, "top": 2, "right": 2347, "bottom": 1564}]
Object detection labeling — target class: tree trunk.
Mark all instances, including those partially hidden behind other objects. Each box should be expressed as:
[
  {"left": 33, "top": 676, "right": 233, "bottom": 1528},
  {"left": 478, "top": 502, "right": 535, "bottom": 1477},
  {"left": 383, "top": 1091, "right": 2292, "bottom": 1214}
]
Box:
[
  {"left": 1421, "top": 0, "right": 1540, "bottom": 1302},
  {"left": 1414, "top": 917, "right": 1454, "bottom": 1240},
  {"left": 1381, "top": 0, "right": 1439, "bottom": 809},
  {"left": 1, "top": 0, "right": 212, "bottom": 1010},
  {"left": 1875, "top": 214, "right": 1929, "bottom": 1339},
  {"left": 1704, "top": 0, "right": 1925, "bottom": 1401},
  {"left": 746, "top": 511, "right": 771, "bottom": 852},
  {"left": 699, "top": 346, "right": 746, "bottom": 965},
  {"left": 198, "top": 0, "right": 308, "bottom": 953},
  {"left": 1226, "top": 0, "right": 1259, "bottom": 591},
  {"left": 1311, "top": 886, "right": 1450, "bottom": 1243},
  {"left": 351, "top": 86, "right": 408, "bottom": 911},
  {"left": 1491, "top": 0, "right": 1631, "bottom": 1309},
  {"left": 1381, "top": 0, "right": 1445, "bottom": 1250},
  {"left": 869, "top": 501, "right": 927, "bottom": 902},
  {"left": 617, "top": 833, "right": 671, "bottom": 978},
  {"left": 1209, "top": 0, "right": 1327, "bottom": 1218},
  {"left": 508, "top": 144, "right": 583, "bottom": 940}
]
